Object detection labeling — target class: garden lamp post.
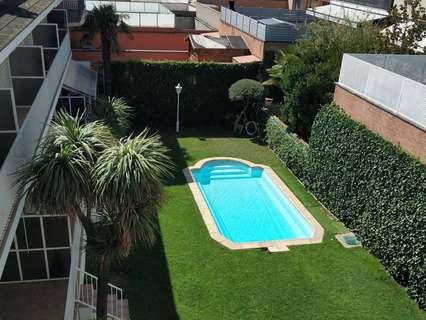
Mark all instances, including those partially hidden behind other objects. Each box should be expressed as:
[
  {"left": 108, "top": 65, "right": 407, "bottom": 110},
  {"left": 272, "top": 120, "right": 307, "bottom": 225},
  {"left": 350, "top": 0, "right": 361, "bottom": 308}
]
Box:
[{"left": 175, "top": 83, "right": 182, "bottom": 133}]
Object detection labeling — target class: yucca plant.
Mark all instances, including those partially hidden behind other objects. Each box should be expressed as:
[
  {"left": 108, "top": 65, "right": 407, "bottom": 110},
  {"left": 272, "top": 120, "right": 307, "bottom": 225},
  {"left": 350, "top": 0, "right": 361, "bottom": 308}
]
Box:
[
  {"left": 16, "top": 113, "right": 172, "bottom": 320},
  {"left": 90, "top": 131, "right": 172, "bottom": 318},
  {"left": 16, "top": 111, "right": 113, "bottom": 229},
  {"left": 90, "top": 96, "right": 133, "bottom": 137}
]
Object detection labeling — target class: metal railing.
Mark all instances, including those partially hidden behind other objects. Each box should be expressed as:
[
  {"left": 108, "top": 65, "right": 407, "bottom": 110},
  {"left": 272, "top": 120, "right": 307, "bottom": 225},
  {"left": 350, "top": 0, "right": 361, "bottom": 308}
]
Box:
[
  {"left": 76, "top": 268, "right": 125, "bottom": 320},
  {"left": 59, "top": 0, "right": 85, "bottom": 23},
  {"left": 60, "top": 0, "right": 83, "bottom": 10}
]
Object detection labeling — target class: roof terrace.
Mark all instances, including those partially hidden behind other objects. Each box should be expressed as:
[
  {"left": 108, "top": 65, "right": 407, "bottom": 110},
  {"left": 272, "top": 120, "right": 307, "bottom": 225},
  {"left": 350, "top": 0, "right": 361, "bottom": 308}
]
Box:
[
  {"left": 338, "top": 53, "right": 426, "bottom": 131},
  {"left": 86, "top": 0, "right": 175, "bottom": 27},
  {"left": 220, "top": 6, "right": 314, "bottom": 42},
  {"left": 0, "top": 0, "right": 60, "bottom": 57}
]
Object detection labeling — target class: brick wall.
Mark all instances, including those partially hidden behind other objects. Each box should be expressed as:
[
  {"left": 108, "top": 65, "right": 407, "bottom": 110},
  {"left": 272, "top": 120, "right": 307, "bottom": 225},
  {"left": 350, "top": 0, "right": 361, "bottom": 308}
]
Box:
[
  {"left": 219, "top": 22, "right": 264, "bottom": 59},
  {"left": 72, "top": 50, "right": 188, "bottom": 61},
  {"left": 334, "top": 85, "right": 426, "bottom": 164},
  {"left": 189, "top": 47, "right": 250, "bottom": 62},
  {"left": 70, "top": 28, "right": 193, "bottom": 61}
]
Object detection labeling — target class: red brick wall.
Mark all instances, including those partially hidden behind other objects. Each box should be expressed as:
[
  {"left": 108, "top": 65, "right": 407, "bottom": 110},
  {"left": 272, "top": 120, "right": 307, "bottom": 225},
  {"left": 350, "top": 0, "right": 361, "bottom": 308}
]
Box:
[
  {"left": 72, "top": 50, "right": 188, "bottom": 61},
  {"left": 334, "top": 85, "right": 426, "bottom": 164},
  {"left": 189, "top": 48, "right": 250, "bottom": 62},
  {"left": 70, "top": 28, "right": 192, "bottom": 61}
]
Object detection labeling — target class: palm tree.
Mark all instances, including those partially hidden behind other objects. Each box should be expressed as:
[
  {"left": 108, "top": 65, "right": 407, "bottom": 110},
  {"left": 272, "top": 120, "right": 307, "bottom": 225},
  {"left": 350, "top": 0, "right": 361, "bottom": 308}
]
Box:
[
  {"left": 81, "top": 5, "right": 131, "bottom": 96},
  {"left": 16, "top": 112, "right": 172, "bottom": 320}
]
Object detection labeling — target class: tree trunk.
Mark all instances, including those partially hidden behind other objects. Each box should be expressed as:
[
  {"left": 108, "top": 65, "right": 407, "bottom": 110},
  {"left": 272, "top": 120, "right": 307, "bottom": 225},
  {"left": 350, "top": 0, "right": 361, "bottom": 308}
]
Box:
[
  {"left": 101, "top": 31, "right": 112, "bottom": 96},
  {"left": 96, "top": 254, "right": 111, "bottom": 320}
]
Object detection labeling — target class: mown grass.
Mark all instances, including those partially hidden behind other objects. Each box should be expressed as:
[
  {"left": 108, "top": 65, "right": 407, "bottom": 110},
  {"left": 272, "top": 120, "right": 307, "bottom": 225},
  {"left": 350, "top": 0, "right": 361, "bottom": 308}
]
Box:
[{"left": 121, "top": 128, "right": 425, "bottom": 320}]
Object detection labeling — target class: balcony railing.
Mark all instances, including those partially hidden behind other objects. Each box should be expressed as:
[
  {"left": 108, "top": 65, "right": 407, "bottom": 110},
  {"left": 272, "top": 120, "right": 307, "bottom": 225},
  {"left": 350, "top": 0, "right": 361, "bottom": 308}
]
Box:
[
  {"left": 75, "top": 268, "right": 128, "bottom": 320},
  {"left": 220, "top": 6, "right": 312, "bottom": 42},
  {"left": 0, "top": 32, "right": 71, "bottom": 259},
  {"left": 337, "top": 53, "right": 426, "bottom": 131}
]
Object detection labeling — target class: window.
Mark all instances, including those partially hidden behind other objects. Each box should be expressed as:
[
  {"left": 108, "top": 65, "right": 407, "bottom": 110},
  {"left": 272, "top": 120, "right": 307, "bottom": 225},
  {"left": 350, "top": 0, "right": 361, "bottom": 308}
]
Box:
[
  {"left": 43, "top": 217, "right": 70, "bottom": 247},
  {"left": 1, "top": 252, "right": 20, "bottom": 282},
  {"left": 16, "top": 217, "right": 43, "bottom": 249},
  {"left": 0, "top": 214, "right": 72, "bottom": 282},
  {"left": 48, "top": 249, "right": 71, "bottom": 278},
  {"left": 20, "top": 250, "right": 47, "bottom": 280}
]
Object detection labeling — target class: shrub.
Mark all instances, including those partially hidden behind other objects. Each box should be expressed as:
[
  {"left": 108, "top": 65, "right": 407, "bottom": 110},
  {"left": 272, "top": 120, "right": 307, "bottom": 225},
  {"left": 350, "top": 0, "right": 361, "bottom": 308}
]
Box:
[
  {"left": 266, "top": 21, "right": 383, "bottom": 139},
  {"left": 265, "top": 104, "right": 426, "bottom": 309},
  {"left": 265, "top": 116, "right": 310, "bottom": 179},
  {"left": 229, "top": 79, "right": 264, "bottom": 108},
  {"left": 90, "top": 96, "right": 133, "bottom": 137},
  {"left": 308, "top": 104, "right": 426, "bottom": 308},
  {"left": 111, "top": 60, "right": 260, "bottom": 128}
]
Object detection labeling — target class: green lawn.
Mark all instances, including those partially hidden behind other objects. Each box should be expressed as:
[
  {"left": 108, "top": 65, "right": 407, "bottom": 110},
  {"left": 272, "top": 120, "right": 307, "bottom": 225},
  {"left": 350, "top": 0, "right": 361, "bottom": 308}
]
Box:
[{"left": 121, "top": 128, "right": 425, "bottom": 320}]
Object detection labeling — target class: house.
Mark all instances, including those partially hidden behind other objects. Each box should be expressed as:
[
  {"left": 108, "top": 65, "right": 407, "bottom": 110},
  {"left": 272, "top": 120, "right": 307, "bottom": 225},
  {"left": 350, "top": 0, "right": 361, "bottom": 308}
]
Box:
[
  {"left": 306, "top": 0, "right": 425, "bottom": 26},
  {"left": 187, "top": 33, "right": 250, "bottom": 62},
  {"left": 0, "top": 1, "right": 122, "bottom": 319},
  {"left": 306, "top": 0, "right": 391, "bottom": 26},
  {"left": 198, "top": 0, "right": 327, "bottom": 10},
  {"left": 218, "top": 6, "right": 315, "bottom": 61},
  {"left": 334, "top": 53, "right": 426, "bottom": 163},
  {"left": 71, "top": 0, "right": 216, "bottom": 62}
]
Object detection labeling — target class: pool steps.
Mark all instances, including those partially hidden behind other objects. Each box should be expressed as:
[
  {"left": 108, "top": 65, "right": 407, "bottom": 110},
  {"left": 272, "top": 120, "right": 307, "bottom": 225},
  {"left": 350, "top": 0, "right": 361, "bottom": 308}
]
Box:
[{"left": 196, "top": 165, "right": 262, "bottom": 182}]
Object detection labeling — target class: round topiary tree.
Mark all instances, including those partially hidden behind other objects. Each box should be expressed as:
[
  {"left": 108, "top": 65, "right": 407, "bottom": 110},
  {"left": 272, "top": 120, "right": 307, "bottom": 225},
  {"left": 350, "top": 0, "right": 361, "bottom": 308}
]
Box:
[
  {"left": 229, "top": 78, "right": 264, "bottom": 110},
  {"left": 229, "top": 79, "right": 264, "bottom": 135}
]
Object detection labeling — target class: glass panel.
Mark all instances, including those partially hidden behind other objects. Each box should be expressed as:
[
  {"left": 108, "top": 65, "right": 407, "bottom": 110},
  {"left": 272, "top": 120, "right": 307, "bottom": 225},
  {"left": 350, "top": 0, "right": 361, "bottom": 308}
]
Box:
[
  {"left": 43, "top": 216, "right": 69, "bottom": 248},
  {"left": 0, "top": 252, "right": 20, "bottom": 282},
  {"left": 140, "top": 13, "right": 157, "bottom": 27},
  {"left": 0, "top": 133, "right": 16, "bottom": 164},
  {"left": 0, "top": 90, "right": 17, "bottom": 130},
  {"left": 47, "top": 249, "right": 71, "bottom": 278},
  {"left": 69, "top": 97, "right": 86, "bottom": 117},
  {"left": 19, "top": 250, "right": 47, "bottom": 280},
  {"left": 16, "top": 217, "right": 43, "bottom": 249}
]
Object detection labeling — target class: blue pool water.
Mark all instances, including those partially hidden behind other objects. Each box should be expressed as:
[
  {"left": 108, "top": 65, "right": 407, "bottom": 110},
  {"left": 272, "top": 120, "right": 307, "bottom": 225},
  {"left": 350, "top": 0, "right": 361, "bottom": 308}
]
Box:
[{"left": 192, "top": 160, "right": 313, "bottom": 243}]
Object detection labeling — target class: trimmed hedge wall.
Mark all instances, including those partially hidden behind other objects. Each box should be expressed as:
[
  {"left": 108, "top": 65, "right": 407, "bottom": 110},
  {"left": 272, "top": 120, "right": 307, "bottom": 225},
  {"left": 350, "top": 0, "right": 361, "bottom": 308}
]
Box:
[
  {"left": 111, "top": 60, "right": 261, "bottom": 127},
  {"left": 265, "top": 116, "right": 310, "bottom": 179},
  {"left": 265, "top": 104, "right": 426, "bottom": 309}
]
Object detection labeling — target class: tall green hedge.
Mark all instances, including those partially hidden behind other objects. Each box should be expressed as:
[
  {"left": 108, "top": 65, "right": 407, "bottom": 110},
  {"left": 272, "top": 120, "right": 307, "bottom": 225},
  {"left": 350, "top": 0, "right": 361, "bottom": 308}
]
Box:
[
  {"left": 265, "top": 116, "right": 310, "bottom": 179},
  {"left": 265, "top": 104, "right": 426, "bottom": 309},
  {"left": 111, "top": 61, "right": 260, "bottom": 128}
]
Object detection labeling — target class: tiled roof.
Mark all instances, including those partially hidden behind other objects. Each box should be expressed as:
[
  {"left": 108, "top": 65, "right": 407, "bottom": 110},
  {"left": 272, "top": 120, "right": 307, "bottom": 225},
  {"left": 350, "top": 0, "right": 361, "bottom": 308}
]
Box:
[{"left": 0, "top": 0, "right": 56, "bottom": 52}]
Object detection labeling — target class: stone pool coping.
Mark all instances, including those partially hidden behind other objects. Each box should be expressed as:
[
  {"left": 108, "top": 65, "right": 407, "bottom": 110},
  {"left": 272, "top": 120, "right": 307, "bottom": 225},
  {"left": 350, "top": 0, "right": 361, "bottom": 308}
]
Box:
[{"left": 183, "top": 157, "right": 324, "bottom": 252}]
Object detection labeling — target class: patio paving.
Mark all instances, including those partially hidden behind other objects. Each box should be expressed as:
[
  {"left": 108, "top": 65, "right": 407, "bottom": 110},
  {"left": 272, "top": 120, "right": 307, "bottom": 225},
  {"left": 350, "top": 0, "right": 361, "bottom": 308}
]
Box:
[{"left": 0, "top": 279, "right": 67, "bottom": 320}]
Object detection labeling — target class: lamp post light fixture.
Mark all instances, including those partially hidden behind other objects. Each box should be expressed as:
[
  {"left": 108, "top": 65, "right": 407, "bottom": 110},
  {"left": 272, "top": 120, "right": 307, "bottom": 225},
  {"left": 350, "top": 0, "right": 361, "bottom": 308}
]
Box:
[{"left": 175, "top": 83, "right": 182, "bottom": 133}]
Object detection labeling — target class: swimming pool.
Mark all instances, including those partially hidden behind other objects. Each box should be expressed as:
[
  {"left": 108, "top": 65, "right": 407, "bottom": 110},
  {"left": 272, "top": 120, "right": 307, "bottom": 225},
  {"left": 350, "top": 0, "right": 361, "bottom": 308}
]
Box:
[{"left": 185, "top": 158, "right": 323, "bottom": 251}]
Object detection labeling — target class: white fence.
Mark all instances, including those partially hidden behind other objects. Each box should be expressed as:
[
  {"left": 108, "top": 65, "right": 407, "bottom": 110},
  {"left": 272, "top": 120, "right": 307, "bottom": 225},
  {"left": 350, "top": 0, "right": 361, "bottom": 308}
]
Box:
[
  {"left": 338, "top": 53, "right": 426, "bottom": 131},
  {"left": 221, "top": 6, "right": 266, "bottom": 40},
  {"left": 86, "top": 1, "right": 175, "bottom": 27}
]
